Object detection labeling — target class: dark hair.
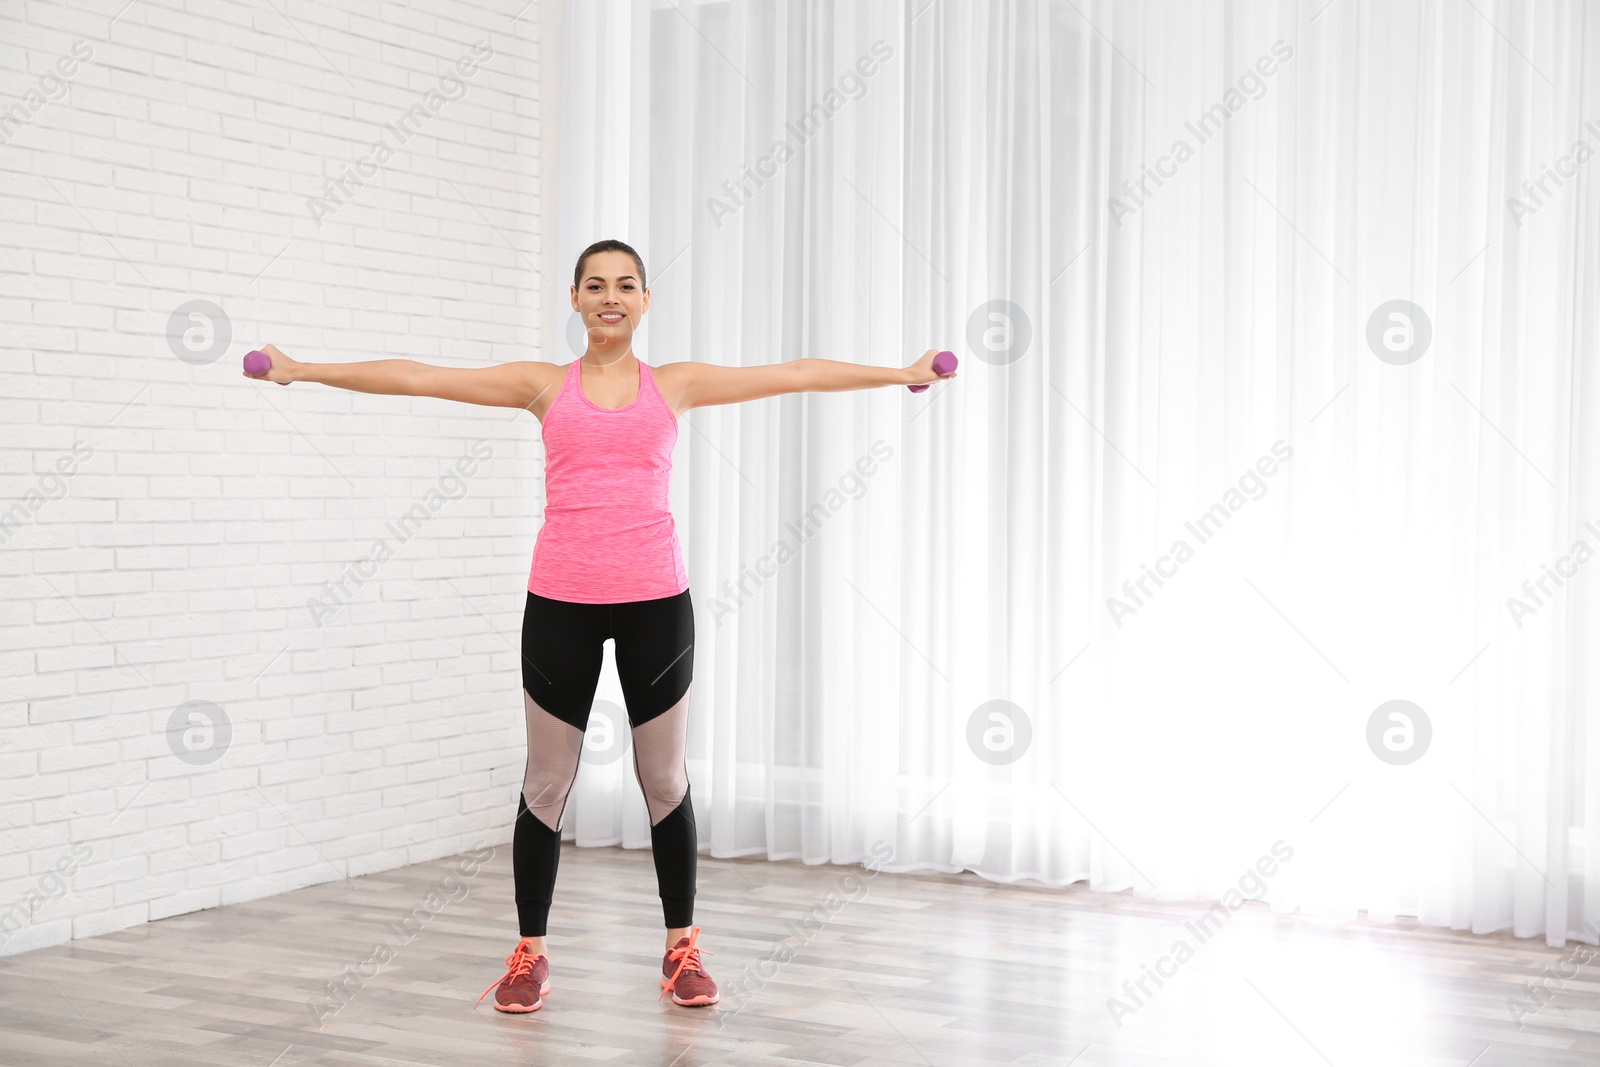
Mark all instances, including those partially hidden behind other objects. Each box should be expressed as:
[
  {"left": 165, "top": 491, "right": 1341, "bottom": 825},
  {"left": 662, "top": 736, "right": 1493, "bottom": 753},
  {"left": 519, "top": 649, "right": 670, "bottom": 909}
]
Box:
[{"left": 573, "top": 239, "right": 647, "bottom": 291}]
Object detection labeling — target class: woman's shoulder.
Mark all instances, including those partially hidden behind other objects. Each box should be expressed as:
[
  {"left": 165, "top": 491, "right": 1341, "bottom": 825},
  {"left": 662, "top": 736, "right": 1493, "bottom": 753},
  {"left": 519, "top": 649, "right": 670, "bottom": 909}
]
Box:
[{"left": 651, "top": 360, "right": 696, "bottom": 417}]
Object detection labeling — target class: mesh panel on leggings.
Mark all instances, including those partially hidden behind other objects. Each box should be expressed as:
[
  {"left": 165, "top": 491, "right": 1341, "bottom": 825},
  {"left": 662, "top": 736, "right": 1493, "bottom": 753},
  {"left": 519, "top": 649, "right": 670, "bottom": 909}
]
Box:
[
  {"left": 630, "top": 687, "right": 690, "bottom": 826},
  {"left": 522, "top": 688, "right": 586, "bottom": 833}
]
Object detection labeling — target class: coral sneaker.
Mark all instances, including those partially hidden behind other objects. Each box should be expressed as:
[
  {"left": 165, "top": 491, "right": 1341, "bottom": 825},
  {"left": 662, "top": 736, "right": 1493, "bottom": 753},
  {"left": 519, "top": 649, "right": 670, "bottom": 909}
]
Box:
[
  {"left": 659, "top": 926, "right": 719, "bottom": 1007},
  {"left": 476, "top": 937, "right": 551, "bottom": 1013}
]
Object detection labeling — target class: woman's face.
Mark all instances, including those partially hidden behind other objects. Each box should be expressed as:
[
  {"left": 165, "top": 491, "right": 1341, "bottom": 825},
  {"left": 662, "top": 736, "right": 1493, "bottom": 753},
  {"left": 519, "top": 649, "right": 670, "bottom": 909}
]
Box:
[{"left": 571, "top": 250, "right": 649, "bottom": 352}]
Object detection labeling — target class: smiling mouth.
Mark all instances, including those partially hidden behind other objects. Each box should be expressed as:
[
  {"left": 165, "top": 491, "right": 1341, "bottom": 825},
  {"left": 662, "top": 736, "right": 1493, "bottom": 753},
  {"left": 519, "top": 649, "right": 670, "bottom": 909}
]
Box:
[{"left": 597, "top": 312, "right": 625, "bottom": 324}]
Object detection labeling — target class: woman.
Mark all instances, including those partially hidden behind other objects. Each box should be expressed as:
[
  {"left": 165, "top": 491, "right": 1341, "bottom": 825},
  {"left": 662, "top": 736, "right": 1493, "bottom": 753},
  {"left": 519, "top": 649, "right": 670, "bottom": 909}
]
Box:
[{"left": 245, "top": 238, "right": 957, "bottom": 1013}]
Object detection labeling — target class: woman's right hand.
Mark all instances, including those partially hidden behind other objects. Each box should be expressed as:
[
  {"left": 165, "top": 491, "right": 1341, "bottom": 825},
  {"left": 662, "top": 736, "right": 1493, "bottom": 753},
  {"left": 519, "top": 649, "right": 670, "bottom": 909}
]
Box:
[{"left": 242, "top": 343, "right": 298, "bottom": 384}]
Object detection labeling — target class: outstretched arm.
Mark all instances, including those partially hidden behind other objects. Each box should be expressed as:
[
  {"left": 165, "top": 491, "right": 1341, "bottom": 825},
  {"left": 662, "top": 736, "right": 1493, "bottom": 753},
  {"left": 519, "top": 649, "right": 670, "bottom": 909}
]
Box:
[
  {"left": 802, "top": 349, "right": 955, "bottom": 392},
  {"left": 677, "top": 349, "right": 954, "bottom": 411},
  {"left": 795, "top": 359, "right": 911, "bottom": 392},
  {"left": 243, "top": 343, "right": 547, "bottom": 409}
]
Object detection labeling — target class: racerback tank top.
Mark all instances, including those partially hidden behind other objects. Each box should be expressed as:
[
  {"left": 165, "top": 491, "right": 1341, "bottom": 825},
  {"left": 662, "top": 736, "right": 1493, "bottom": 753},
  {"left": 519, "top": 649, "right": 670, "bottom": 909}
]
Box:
[{"left": 526, "top": 357, "right": 689, "bottom": 603}]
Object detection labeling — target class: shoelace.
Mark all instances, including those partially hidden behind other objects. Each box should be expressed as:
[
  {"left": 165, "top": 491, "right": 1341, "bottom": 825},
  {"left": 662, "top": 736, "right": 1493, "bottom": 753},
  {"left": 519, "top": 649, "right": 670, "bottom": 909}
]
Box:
[
  {"left": 658, "top": 926, "right": 715, "bottom": 1001},
  {"left": 476, "top": 942, "right": 539, "bottom": 1008}
]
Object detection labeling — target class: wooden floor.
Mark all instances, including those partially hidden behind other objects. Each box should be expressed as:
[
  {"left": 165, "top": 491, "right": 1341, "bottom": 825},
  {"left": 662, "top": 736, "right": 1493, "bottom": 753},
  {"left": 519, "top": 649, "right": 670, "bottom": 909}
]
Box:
[{"left": 1, "top": 842, "right": 1597, "bottom": 1066}]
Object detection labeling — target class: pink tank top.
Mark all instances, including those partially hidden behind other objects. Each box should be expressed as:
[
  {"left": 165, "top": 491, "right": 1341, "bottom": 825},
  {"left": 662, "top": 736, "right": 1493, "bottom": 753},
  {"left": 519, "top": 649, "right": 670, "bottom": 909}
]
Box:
[{"left": 527, "top": 358, "right": 689, "bottom": 603}]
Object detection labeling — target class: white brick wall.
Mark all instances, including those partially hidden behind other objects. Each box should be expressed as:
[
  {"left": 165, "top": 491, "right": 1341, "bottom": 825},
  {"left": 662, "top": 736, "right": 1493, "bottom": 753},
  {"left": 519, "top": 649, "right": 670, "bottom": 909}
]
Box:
[{"left": 0, "top": 0, "right": 547, "bottom": 956}]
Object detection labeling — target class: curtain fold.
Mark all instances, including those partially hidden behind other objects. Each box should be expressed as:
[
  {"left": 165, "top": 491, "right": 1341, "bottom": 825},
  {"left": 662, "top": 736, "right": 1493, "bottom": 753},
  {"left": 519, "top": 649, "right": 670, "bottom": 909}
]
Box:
[{"left": 549, "top": 0, "right": 1600, "bottom": 948}]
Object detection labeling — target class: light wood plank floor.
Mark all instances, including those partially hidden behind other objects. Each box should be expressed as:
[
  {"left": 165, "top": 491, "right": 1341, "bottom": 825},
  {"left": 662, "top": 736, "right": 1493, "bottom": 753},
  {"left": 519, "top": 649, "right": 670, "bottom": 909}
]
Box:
[{"left": 1, "top": 842, "right": 1597, "bottom": 1066}]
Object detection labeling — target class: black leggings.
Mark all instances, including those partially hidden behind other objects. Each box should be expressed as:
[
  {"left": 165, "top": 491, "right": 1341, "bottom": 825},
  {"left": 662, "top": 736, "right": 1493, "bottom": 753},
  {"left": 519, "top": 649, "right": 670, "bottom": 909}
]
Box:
[{"left": 514, "top": 587, "right": 697, "bottom": 936}]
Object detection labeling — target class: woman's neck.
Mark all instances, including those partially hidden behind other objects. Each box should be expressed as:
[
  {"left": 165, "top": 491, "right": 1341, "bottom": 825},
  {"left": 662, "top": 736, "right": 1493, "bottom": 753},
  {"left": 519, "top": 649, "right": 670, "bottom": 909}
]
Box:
[{"left": 582, "top": 347, "right": 635, "bottom": 370}]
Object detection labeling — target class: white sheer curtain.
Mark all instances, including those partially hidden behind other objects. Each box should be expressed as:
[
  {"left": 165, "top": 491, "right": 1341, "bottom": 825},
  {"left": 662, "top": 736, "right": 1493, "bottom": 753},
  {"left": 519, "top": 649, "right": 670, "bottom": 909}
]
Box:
[{"left": 545, "top": 0, "right": 1600, "bottom": 947}]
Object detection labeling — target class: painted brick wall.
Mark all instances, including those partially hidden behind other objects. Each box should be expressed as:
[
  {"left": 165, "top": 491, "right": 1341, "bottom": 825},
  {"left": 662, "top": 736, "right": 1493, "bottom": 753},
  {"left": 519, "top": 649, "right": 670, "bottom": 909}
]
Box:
[{"left": 0, "top": 0, "right": 546, "bottom": 956}]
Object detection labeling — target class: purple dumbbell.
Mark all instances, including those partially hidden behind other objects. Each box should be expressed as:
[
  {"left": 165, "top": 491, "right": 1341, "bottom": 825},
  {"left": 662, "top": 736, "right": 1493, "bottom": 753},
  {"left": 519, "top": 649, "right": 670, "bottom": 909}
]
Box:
[
  {"left": 908, "top": 350, "right": 958, "bottom": 393},
  {"left": 244, "top": 349, "right": 288, "bottom": 384}
]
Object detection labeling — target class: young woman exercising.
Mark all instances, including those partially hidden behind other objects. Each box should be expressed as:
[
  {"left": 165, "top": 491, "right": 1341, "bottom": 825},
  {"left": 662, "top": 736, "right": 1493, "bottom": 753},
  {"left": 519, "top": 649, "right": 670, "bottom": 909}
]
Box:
[{"left": 244, "top": 238, "right": 957, "bottom": 1013}]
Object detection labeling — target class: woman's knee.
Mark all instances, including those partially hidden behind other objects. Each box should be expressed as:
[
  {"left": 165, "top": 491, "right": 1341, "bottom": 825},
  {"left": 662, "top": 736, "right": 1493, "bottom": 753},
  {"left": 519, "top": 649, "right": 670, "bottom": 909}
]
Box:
[{"left": 630, "top": 716, "right": 690, "bottom": 825}]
